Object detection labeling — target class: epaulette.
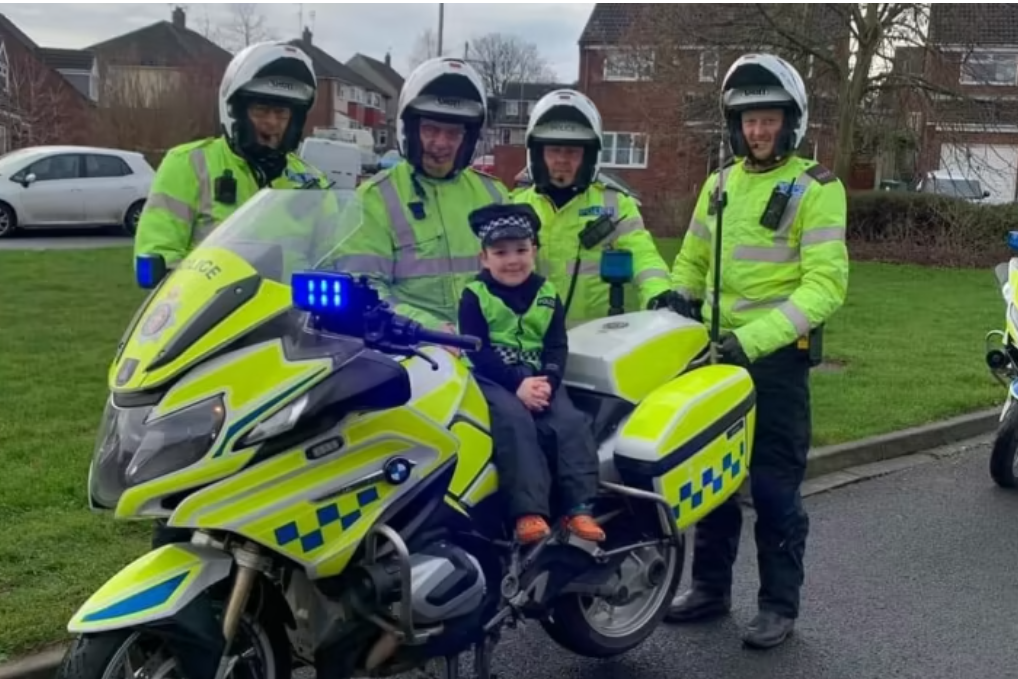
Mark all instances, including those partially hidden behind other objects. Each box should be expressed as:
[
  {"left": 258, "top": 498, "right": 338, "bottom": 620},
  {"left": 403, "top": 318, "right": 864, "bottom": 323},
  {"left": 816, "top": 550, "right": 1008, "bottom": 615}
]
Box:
[
  {"left": 805, "top": 163, "right": 838, "bottom": 185},
  {"left": 164, "top": 137, "right": 217, "bottom": 158},
  {"left": 468, "top": 167, "right": 506, "bottom": 184},
  {"left": 360, "top": 167, "right": 393, "bottom": 188},
  {"left": 596, "top": 177, "right": 631, "bottom": 198}
]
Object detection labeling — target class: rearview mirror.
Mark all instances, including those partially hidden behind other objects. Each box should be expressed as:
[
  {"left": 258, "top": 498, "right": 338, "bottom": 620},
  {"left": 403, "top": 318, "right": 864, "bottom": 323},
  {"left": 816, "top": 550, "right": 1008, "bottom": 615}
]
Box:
[
  {"left": 22, "top": 173, "right": 36, "bottom": 187},
  {"left": 984, "top": 190, "right": 992, "bottom": 198}
]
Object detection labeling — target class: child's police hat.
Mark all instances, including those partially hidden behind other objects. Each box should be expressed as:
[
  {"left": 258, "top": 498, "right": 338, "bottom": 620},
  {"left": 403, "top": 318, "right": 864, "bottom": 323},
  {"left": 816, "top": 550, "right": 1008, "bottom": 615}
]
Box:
[{"left": 468, "top": 203, "right": 542, "bottom": 247}]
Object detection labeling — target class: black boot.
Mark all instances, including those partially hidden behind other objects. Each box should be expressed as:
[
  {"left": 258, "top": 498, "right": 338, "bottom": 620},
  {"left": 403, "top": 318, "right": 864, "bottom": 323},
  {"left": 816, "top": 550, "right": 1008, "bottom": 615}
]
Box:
[
  {"left": 664, "top": 584, "right": 731, "bottom": 624},
  {"left": 741, "top": 610, "right": 795, "bottom": 649}
]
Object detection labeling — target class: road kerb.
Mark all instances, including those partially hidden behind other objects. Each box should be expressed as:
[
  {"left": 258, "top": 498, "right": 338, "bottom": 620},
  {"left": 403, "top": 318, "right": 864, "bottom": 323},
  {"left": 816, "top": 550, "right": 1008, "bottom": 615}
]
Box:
[{"left": 0, "top": 408, "right": 1003, "bottom": 679}]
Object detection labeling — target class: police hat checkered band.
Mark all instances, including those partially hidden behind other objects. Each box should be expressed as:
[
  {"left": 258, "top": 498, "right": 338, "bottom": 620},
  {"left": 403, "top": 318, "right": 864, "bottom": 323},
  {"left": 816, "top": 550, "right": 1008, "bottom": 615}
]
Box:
[
  {"left": 723, "top": 84, "right": 793, "bottom": 111},
  {"left": 478, "top": 213, "right": 534, "bottom": 244},
  {"left": 408, "top": 94, "right": 485, "bottom": 119},
  {"left": 531, "top": 120, "right": 598, "bottom": 142},
  {"left": 240, "top": 77, "right": 315, "bottom": 103}
]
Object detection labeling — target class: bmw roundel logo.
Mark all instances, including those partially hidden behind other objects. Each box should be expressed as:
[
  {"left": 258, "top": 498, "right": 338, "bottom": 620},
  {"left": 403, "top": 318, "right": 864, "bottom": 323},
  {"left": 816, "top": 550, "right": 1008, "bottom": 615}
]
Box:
[{"left": 383, "top": 457, "right": 413, "bottom": 485}]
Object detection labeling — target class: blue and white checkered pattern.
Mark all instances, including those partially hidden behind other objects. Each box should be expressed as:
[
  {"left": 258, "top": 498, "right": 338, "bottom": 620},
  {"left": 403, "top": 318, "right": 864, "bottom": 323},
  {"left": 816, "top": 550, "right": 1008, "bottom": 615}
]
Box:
[
  {"left": 274, "top": 486, "right": 381, "bottom": 554},
  {"left": 672, "top": 442, "right": 746, "bottom": 520}
]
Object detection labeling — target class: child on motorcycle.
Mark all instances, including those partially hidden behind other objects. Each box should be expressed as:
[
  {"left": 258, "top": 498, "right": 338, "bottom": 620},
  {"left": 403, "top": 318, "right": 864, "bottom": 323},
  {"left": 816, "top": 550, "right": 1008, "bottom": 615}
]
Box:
[{"left": 458, "top": 203, "right": 604, "bottom": 545}]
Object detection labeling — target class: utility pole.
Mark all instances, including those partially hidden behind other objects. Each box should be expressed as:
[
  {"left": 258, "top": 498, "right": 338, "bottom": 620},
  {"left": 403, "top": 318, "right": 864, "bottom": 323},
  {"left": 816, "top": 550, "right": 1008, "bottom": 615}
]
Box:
[{"left": 437, "top": 3, "right": 445, "bottom": 56}]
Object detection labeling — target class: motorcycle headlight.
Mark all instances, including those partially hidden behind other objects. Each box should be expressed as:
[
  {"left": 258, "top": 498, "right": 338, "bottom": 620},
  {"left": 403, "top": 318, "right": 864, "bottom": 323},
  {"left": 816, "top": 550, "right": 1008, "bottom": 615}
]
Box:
[{"left": 89, "top": 395, "right": 226, "bottom": 510}]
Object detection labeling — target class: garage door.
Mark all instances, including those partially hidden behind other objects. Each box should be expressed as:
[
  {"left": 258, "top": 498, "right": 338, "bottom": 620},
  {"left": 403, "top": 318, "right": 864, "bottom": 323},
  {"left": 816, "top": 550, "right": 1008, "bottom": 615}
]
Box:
[{"left": 940, "top": 143, "right": 1018, "bottom": 204}]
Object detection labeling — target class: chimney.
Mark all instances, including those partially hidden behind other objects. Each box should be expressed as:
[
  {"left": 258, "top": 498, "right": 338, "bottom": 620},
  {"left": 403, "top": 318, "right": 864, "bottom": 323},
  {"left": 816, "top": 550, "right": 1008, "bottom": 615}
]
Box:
[
  {"left": 384, "top": 51, "right": 391, "bottom": 68},
  {"left": 171, "top": 6, "right": 186, "bottom": 29},
  {"left": 302, "top": 26, "right": 312, "bottom": 44}
]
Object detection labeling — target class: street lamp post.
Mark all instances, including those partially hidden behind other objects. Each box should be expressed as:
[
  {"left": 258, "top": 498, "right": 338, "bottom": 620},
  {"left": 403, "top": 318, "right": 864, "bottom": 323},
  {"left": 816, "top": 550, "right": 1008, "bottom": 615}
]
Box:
[{"left": 437, "top": 3, "right": 445, "bottom": 56}]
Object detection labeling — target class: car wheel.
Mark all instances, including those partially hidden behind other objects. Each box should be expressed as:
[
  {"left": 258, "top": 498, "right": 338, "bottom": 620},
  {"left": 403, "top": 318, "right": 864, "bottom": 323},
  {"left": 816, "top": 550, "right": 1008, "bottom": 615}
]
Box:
[
  {"left": 0, "top": 202, "right": 17, "bottom": 238},
  {"left": 123, "top": 201, "right": 144, "bottom": 236}
]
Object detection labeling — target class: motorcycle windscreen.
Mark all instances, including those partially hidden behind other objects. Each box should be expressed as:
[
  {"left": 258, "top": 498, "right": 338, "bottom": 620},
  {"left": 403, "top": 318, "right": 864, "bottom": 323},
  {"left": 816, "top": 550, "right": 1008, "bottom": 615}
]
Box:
[{"left": 111, "top": 188, "right": 365, "bottom": 392}]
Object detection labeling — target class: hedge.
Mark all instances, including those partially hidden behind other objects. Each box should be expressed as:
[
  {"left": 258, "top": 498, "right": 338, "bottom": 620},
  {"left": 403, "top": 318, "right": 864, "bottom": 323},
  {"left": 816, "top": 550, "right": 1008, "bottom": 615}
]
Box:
[{"left": 647, "top": 190, "right": 1016, "bottom": 268}]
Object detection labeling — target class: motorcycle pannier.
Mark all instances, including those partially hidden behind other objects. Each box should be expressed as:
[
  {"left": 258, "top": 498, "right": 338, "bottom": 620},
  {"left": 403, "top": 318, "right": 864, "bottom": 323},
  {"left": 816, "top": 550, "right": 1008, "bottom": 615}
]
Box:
[{"left": 612, "top": 364, "right": 755, "bottom": 530}]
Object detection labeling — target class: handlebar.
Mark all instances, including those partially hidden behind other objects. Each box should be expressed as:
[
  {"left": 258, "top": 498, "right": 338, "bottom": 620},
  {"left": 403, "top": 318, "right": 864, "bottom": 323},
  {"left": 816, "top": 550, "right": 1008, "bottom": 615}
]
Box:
[{"left": 415, "top": 326, "right": 482, "bottom": 352}]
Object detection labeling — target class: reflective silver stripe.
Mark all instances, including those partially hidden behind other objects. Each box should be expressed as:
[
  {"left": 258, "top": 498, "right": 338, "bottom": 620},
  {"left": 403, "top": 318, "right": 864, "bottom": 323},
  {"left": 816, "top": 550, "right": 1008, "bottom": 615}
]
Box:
[
  {"left": 615, "top": 216, "right": 645, "bottom": 237},
  {"left": 478, "top": 175, "right": 504, "bottom": 204},
  {"left": 801, "top": 225, "right": 846, "bottom": 246},
  {"left": 333, "top": 254, "right": 393, "bottom": 276},
  {"left": 688, "top": 219, "right": 710, "bottom": 240},
  {"left": 675, "top": 286, "right": 702, "bottom": 299},
  {"left": 146, "top": 192, "right": 195, "bottom": 223},
  {"left": 733, "top": 245, "right": 799, "bottom": 263},
  {"left": 776, "top": 172, "right": 817, "bottom": 238},
  {"left": 578, "top": 260, "right": 602, "bottom": 276},
  {"left": 189, "top": 149, "right": 215, "bottom": 239},
  {"left": 376, "top": 176, "right": 416, "bottom": 249},
  {"left": 779, "top": 301, "right": 811, "bottom": 336},
  {"left": 636, "top": 268, "right": 669, "bottom": 284},
  {"left": 394, "top": 255, "right": 479, "bottom": 279},
  {"left": 604, "top": 188, "right": 619, "bottom": 216},
  {"left": 733, "top": 296, "right": 788, "bottom": 312}
]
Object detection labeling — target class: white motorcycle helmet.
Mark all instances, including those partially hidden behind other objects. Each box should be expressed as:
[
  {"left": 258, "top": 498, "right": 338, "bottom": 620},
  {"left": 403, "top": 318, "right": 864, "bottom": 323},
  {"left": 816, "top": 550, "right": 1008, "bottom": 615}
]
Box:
[
  {"left": 720, "top": 53, "right": 808, "bottom": 160},
  {"left": 525, "top": 89, "right": 603, "bottom": 191},
  {"left": 219, "top": 41, "right": 317, "bottom": 160},
  {"left": 397, "top": 57, "right": 487, "bottom": 175}
]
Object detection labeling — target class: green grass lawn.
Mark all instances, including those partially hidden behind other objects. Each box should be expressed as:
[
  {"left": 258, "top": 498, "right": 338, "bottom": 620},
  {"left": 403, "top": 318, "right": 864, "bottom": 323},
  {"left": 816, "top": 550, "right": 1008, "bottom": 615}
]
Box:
[{"left": 0, "top": 243, "right": 1005, "bottom": 660}]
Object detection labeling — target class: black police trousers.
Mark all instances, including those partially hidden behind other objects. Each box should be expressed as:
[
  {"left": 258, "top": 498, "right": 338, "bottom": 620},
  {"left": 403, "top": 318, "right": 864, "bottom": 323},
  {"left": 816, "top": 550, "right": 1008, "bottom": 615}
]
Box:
[
  {"left": 690, "top": 343, "right": 812, "bottom": 619},
  {"left": 477, "top": 375, "right": 600, "bottom": 520}
]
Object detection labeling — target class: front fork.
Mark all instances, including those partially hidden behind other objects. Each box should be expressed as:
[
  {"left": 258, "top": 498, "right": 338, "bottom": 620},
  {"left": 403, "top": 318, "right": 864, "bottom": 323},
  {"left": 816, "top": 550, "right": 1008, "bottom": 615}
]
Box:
[{"left": 195, "top": 534, "right": 272, "bottom": 679}]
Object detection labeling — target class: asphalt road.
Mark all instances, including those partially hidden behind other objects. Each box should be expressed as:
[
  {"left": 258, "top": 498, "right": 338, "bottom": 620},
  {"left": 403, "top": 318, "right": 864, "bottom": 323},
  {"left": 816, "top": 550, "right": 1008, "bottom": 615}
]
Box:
[
  {"left": 0, "top": 228, "right": 131, "bottom": 250},
  {"left": 424, "top": 442, "right": 1018, "bottom": 679}
]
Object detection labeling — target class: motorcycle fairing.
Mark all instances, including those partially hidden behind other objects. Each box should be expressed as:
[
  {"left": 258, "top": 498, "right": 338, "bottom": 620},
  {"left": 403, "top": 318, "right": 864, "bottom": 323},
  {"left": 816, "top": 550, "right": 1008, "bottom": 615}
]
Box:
[{"left": 68, "top": 544, "right": 233, "bottom": 634}]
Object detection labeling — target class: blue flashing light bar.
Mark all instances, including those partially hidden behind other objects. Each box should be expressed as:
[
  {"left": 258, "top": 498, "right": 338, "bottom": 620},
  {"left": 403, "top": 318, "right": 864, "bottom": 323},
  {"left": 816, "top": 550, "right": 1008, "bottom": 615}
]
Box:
[
  {"left": 292, "top": 271, "right": 348, "bottom": 312},
  {"left": 135, "top": 254, "right": 166, "bottom": 290},
  {"left": 1008, "top": 231, "right": 1018, "bottom": 253}
]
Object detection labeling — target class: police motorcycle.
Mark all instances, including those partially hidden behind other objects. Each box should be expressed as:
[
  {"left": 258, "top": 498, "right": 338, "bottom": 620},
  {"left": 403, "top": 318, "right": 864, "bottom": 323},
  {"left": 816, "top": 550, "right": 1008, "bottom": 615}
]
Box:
[
  {"left": 985, "top": 231, "right": 1018, "bottom": 488},
  {"left": 58, "top": 187, "right": 757, "bottom": 679}
]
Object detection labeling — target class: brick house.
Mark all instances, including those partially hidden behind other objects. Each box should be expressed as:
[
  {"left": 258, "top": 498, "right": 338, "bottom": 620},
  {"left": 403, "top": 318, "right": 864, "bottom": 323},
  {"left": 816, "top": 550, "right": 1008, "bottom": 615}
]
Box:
[
  {"left": 37, "top": 48, "right": 98, "bottom": 102},
  {"left": 86, "top": 6, "right": 231, "bottom": 159},
  {"left": 0, "top": 13, "right": 93, "bottom": 152},
  {"left": 577, "top": 3, "right": 849, "bottom": 233},
  {"left": 345, "top": 52, "right": 404, "bottom": 150},
  {"left": 912, "top": 5, "right": 1018, "bottom": 204},
  {"left": 291, "top": 29, "right": 388, "bottom": 149}
]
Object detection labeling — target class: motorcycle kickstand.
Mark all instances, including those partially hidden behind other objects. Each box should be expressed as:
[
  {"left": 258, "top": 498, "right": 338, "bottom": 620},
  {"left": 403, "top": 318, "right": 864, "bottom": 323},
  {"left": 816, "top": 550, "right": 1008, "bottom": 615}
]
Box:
[
  {"left": 441, "top": 654, "right": 460, "bottom": 679},
  {"left": 474, "top": 632, "right": 500, "bottom": 679}
]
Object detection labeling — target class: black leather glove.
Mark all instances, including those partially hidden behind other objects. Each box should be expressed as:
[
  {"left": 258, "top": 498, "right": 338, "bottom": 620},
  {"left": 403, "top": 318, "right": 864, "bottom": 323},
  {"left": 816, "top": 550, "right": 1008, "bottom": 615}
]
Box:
[
  {"left": 716, "top": 334, "right": 751, "bottom": 368},
  {"left": 648, "top": 291, "right": 703, "bottom": 322}
]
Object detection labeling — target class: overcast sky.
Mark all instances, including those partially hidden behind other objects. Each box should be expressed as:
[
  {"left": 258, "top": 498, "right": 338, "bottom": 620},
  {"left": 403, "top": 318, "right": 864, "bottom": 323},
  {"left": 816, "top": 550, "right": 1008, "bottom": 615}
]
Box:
[{"left": 2, "top": 3, "right": 593, "bottom": 83}]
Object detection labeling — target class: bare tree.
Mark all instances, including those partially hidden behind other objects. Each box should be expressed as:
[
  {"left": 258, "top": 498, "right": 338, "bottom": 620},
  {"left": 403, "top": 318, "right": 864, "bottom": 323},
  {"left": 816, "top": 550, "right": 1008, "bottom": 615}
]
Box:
[
  {"left": 619, "top": 3, "right": 991, "bottom": 181},
  {"left": 2, "top": 51, "right": 91, "bottom": 148},
  {"left": 216, "top": 3, "right": 276, "bottom": 53},
  {"left": 92, "top": 60, "right": 223, "bottom": 165},
  {"left": 466, "top": 32, "right": 558, "bottom": 95},
  {"left": 408, "top": 29, "right": 448, "bottom": 70}
]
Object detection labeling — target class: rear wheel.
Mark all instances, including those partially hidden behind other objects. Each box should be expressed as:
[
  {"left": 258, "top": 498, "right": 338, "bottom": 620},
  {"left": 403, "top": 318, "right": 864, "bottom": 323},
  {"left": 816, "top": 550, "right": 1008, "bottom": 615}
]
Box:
[
  {"left": 123, "top": 201, "right": 144, "bottom": 237},
  {"left": 541, "top": 536, "right": 684, "bottom": 658},
  {"left": 56, "top": 605, "right": 288, "bottom": 679},
  {"left": 990, "top": 401, "right": 1018, "bottom": 488}
]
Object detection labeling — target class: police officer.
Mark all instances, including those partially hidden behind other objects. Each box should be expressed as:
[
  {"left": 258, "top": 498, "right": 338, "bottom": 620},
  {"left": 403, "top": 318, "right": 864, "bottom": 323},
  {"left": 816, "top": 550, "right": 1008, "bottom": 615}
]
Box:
[
  {"left": 664, "top": 54, "right": 849, "bottom": 649},
  {"left": 512, "top": 89, "right": 673, "bottom": 326},
  {"left": 134, "top": 41, "right": 327, "bottom": 267},
  {"left": 332, "top": 57, "right": 509, "bottom": 332}
]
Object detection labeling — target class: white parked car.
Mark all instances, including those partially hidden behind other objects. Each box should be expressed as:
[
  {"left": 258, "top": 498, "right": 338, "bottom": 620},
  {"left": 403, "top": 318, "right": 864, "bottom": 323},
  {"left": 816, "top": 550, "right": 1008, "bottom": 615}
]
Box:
[{"left": 0, "top": 145, "right": 154, "bottom": 238}]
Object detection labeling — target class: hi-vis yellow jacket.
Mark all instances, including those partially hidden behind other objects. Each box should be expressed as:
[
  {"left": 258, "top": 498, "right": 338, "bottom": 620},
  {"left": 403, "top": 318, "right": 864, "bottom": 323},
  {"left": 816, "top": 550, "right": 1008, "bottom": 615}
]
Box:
[{"left": 671, "top": 156, "right": 850, "bottom": 362}]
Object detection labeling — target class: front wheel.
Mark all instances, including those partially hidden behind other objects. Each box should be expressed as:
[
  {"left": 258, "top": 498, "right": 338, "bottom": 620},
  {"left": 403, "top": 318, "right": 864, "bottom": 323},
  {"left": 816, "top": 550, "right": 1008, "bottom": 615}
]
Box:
[
  {"left": 540, "top": 537, "right": 684, "bottom": 658},
  {"left": 990, "top": 401, "right": 1018, "bottom": 488},
  {"left": 56, "top": 606, "right": 289, "bottom": 679}
]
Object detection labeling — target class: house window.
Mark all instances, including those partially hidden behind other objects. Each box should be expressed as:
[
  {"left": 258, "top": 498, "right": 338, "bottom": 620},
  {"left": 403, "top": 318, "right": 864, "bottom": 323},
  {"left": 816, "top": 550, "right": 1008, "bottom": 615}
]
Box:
[
  {"left": 505, "top": 100, "right": 519, "bottom": 116},
  {"left": 603, "top": 48, "right": 654, "bottom": 82},
  {"left": 0, "top": 41, "right": 9, "bottom": 95},
  {"left": 961, "top": 52, "right": 1018, "bottom": 86},
  {"left": 699, "top": 49, "right": 719, "bottom": 82},
  {"left": 376, "top": 128, "right": 388, "bottom": 146},
  {"left": 601, "top": 132, "right": 649, "bottom": 168}
]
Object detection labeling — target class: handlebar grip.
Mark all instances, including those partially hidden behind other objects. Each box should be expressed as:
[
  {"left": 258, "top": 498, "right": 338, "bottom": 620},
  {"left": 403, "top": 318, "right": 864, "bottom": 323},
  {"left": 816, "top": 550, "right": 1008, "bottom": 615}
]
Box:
[{"left": 416, "top": 327, "right": 482, "bottom": 352}]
